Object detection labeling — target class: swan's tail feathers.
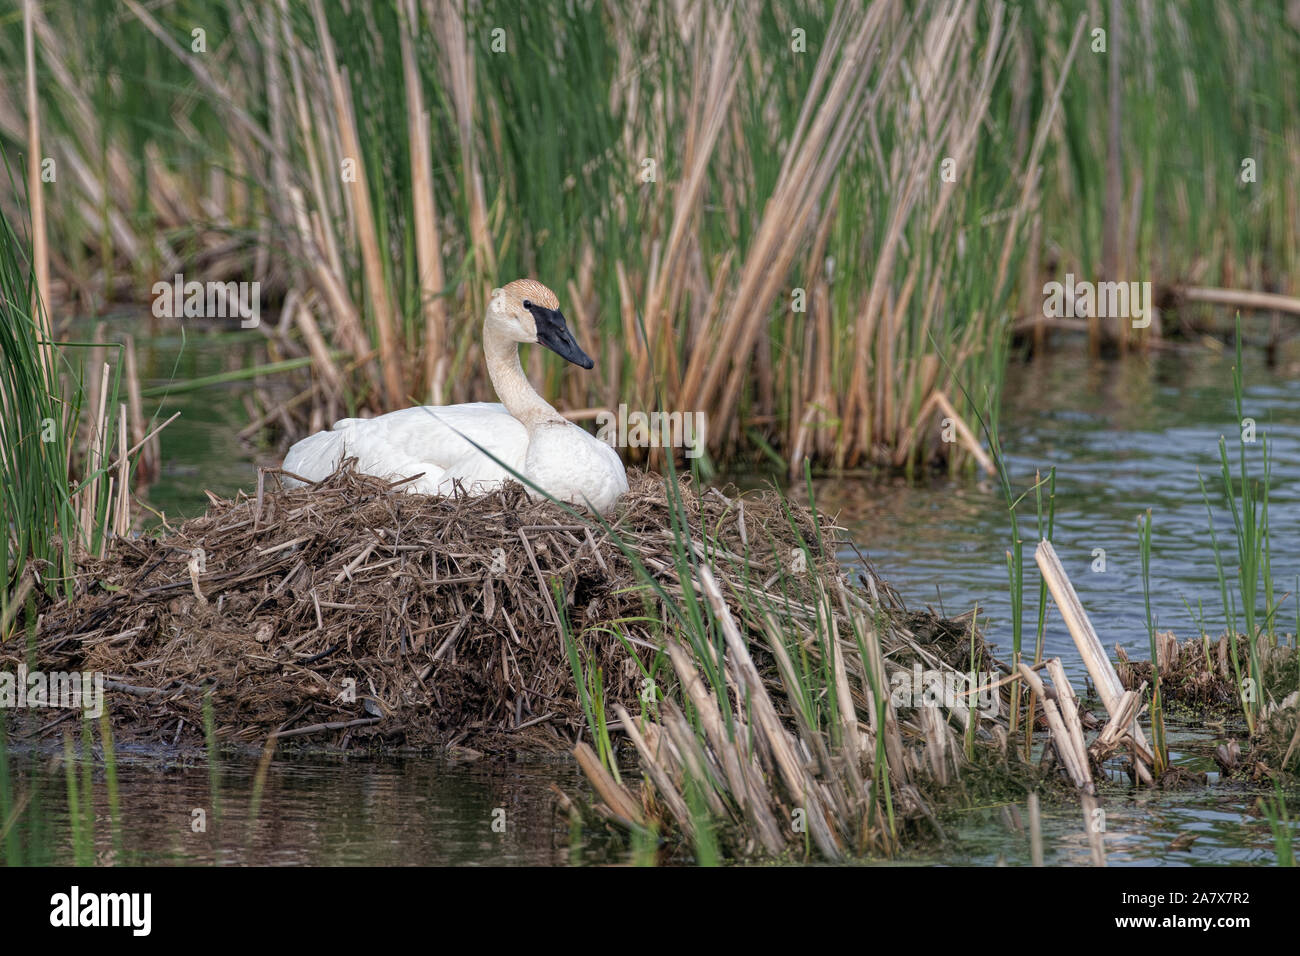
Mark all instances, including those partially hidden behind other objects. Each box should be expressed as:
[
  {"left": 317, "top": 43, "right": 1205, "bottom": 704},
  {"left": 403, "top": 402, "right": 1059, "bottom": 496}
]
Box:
[{"left": 281, "top": 429, "right": 350, "bottom": 487}]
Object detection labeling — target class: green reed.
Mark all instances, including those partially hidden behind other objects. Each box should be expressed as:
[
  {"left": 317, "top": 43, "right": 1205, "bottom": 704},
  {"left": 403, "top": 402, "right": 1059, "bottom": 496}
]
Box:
[
  {"left": 1138, "top": 509, "right": 1167, "bottom": 773},
  {"left": 1197, "top": 317, "right": 1273, "bottom": 731}
]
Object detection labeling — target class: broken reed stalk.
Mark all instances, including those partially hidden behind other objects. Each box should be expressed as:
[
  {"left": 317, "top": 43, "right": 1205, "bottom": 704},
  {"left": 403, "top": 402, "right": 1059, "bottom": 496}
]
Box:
[
  {"left": 573, "top": 741, "right": 642, "bottom": 828},
  {"left": 1091, "top": 682, "right": 1146, "bottom": 762},
  {"left": 114, "top": 403, "right": 128, "bottom": 538},
  {"left": 933, "top": 391, "right": 995, "bottom": 476},
  {"left": 1018, "top": 662, "right": 1092, "bottom": 792},
  {"left": 1180, "top": 286, "right": 1300, "bottom": 317},
  {"left": 662, "top": 642, "right": 787, "bottom": 854},
  {"left": 1035, "top": 539, "right": 1155, "bottom": 785},
  {"left": 568, "top": 475, "right": 1066, "bottom": 862},
  {"left": 77, "top": 361, "right": 111, "bottom": 554},
  {"left": 1046, "top": 658, "right": 1092, "bottom": 786},
  {"left": 121, "top": 336, "right": 156, "bottom": 484},
  {"left": 698, "top": 565, "right": 844, "bottom": 860},
  {"left": 1027, "top": 791, "right": 1043, "bottom": 866}
]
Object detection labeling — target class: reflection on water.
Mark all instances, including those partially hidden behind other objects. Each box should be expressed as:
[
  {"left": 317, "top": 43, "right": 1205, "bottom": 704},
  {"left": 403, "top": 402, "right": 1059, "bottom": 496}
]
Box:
[
  {"left": 9, "top": 737, "right": 1294, "bottom": 866},
  {"left": 908, "top": 728, "right": 1297, "bottom": 866},
  {"left": 128, "top": 329, "right": 268, "bottom": 520},
  {"left": 929, "top": 789, "right": 1289, "bottom": 867},
  {"left": 8, "top": 751, "right": 622, "bottom": 866}
]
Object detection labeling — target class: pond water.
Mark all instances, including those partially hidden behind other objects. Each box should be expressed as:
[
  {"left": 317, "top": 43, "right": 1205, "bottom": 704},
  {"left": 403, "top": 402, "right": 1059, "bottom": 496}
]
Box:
[
  {"left": 7, "top": 321, "right": 1299, "bottom": 865},
  {"left": 2, "top": 727, "right": 1289, "bottom": 866},
  {"left": 814, "top": 338, "right": 1300, "bottom": 687}
]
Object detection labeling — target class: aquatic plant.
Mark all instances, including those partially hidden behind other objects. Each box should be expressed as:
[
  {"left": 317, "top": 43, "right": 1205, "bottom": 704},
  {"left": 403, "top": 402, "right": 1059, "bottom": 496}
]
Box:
[
  {"left": 0, "top": 191, "right": 78, "bottom": 614},
  {"left": 1197, "top": 317, "right": 1276, "bottom": 731},
  {"left": 5, "top": 0, "right": 1295, "bottom": 470},
  {"left": 561, "top": 456, "right": 1038, "bottom": 862},
  {"left": 1137, "top": 509, "right": 1167, "bottom": 774},
  {"left": 4, "top": 0, "right": 1085, "bottom": 474}
]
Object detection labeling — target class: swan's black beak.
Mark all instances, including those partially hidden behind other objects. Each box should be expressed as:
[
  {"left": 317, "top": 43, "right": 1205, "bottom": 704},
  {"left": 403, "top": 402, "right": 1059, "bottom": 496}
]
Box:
[{"left": 527, "top": 303, "right": 594, "bottom": 369}]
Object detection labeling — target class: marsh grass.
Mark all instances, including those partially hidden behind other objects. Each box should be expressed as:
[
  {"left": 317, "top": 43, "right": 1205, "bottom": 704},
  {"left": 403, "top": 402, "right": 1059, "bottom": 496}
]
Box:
[
  {"left": 2, "top": 208, "right": 142, "bottom": 650},
  {"left": 3, "top": 2, "right": 1295, "bottom": 469},
  {"left": 1138, "top": 509, "right": 1168, "bottom": 774},
  {"left": 561, "top": 589, "right": 621, "bottom": 783},
  {"left": 1028, "top": 2, "right": 1299, "bottom": 347},
  {"left": 3, "top": 0, "right": 1111, "bottom": 473},
  {"left": 1195, "top": 317, "right": 1278, "bottom": 731},
  {"left": 1, "top": 189, "right": 76, "bottom": 609},
  {"left": 0, "top": 163, "right": 146, "bottom": 865},
  {"left": 561, "top": 453, "right": 1037, "bottom": 862}
]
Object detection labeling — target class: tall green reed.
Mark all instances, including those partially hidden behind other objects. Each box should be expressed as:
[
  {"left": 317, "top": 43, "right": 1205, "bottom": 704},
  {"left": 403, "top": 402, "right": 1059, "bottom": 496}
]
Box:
[
  {"left": 1197, "top": 317, "right": 1273, "bottom": 731},
  {"left": 1, "top": 200, "right": 77, "bottom": 612},
  {"left": 1, "top": 192, "right": 133, "bottom": 625},
  {"left": 1137, "top": 509, "right": 1167, "bottom": 773},
  {"left": 40, "top": 0, "right": 1072, "bottom": 474},
  {"left": 1028, "top": 0, "right": 1299, "bottom": 348}
]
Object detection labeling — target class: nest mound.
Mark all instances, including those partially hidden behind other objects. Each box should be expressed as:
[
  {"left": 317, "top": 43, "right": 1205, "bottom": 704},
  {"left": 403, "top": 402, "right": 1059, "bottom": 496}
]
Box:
[
  {"left": 1116, "top": 633, "right": 1242, "bottom": 709},
  {"left": 1117, "top": 630, "right": 1299, "bottom": 713},
  {"left": 14, "top": 467, "right": 851, "bottom": 752},
  {"left": 1117, "top": 630, "right": 1300, "bottom": 778}
]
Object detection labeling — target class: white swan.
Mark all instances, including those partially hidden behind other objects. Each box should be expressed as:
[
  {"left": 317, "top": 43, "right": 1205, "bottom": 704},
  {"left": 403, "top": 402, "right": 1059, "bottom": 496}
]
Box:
[{"left": 282, "top": 279, "right": 628, "bottom": 514}]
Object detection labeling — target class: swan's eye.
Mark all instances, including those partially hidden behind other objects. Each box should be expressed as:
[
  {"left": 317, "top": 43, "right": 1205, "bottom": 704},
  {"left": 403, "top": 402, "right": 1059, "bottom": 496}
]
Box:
[{"left": 522, "top": 299, "right": 533, "bottom": 310}]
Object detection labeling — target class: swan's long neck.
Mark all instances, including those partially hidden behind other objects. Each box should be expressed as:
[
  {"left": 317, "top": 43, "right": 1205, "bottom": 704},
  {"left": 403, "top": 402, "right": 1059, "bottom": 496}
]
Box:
[{"left": 483, "top": 322, "right": 562, "bottom": 429}]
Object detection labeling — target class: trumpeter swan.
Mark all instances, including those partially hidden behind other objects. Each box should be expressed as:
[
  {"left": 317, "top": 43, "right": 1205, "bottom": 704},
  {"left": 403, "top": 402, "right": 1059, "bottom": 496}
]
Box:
[{"left": 282, "top": 279, "right": 628, "bottom": 514}]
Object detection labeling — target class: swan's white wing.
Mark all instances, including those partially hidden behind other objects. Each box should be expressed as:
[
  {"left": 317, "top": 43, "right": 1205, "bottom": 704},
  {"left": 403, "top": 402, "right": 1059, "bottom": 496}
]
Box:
[
  {"left": 525, "top": 421, "right": 629, "bottom": 514},
  {"left": 364, "top": 403, "right": 528, "bottom": 481},
  {"left": 283, "top": 403, "right": 529, "bottom": 493}
]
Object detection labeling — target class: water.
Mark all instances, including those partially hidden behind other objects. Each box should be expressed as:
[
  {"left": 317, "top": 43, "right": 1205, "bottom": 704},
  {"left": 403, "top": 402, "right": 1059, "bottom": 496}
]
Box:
[
  {"left": 5, "top": 731, "right": 1289, "bottom": 866},
  {"left": 814, "top": 341, "right": 1300, "bottom": 687},
  {"left": 3, "top": 751, "right": 620, "bottom": 866},
  {"left": 126, "top": 327, "right": 271, "bottom": 520},
  {"left": 10, "top": 324, "right": 1299, "bottom": 865}
]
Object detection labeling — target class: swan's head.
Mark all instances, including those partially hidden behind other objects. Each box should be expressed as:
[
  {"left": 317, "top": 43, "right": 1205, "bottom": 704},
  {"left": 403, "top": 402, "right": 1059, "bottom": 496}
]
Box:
[{"left": 487, "top": 279, "right": 594, "bottom": 369}]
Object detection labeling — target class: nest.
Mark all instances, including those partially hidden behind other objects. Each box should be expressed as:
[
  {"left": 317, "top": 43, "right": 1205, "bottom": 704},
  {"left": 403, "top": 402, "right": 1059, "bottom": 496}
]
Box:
[
  {"left": 1117, "top": 630, "right": 1299, "bottom": 713},
  {"left": 12, "top": 467, "right": 849, "bottom": 752},
  {"left": 1117, "top": 630, "right": 1300, "bottom": 778}
]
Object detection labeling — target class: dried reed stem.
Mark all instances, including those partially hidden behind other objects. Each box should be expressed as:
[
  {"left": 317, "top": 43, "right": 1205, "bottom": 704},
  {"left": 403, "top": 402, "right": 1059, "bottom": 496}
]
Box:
[{"left": 23, "top": 0, "right": 52, "bottom": 384}]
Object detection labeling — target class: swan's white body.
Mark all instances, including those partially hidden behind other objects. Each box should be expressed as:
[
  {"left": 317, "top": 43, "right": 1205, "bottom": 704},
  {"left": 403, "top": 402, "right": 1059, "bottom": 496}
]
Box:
[
  {"left": 281, "top": 280, "right": 628, "bottom": 514},
  {"left": 282, "top": 401, "right": 627, "bottom": 512}
]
